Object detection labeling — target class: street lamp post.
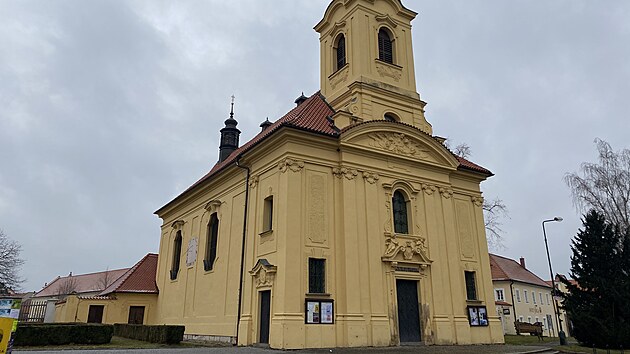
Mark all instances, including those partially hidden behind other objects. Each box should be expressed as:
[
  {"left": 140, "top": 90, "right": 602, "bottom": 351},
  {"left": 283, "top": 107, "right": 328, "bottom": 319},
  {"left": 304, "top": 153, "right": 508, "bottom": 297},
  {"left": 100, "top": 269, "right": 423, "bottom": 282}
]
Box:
[{"left": 542, "top": 217, "right": 567, "bottom": 346}]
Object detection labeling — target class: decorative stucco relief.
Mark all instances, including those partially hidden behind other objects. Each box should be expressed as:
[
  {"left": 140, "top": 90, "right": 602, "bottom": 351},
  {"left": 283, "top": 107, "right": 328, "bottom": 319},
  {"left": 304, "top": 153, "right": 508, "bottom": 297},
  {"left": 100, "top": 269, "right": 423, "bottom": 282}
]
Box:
[
  {"left": 249, "top": 175, "right": 259, "bottom": 189},
  {"left": 368, "top": 133, "right": 430, "bottom": 159},
  {"left": 362, "top": 171, "right": 380, "bottom": 184},
  {"left": 439, "top": 187, "right": 454, "bottom": 199},
  {"left": 204, "top": 200, "right": 222, "bottom": 213},
  {"left": 382, "top": 234, "right": 431, "bottom": 269},
  {"left": 384, "top": 198, "right": 392, "bottom": 233},
  {"left": 171, "top": 220, "right": 185, "bottom": 230},
  {"left": 330, "top": 65, "right": 349, "bottom": 90},
  {"left": 332, "top": 166, "right": 358, "bottom": 180},
  {"left": 471, "top": 196, "right": 484, "bottom": 207},
  {"left": 278, "top": 158, "right": 304, "bottom": 173},
  {"left": 308, "top": 174, "right": 327, "bottom": 244},
  {"left": 376, "top": 61, "right": 402, "bottom": 82},
  {"left": 422, "top": 183, "right": 436, "bottom": 195},
  {"left": 249, "top": 259, "right": 277, "bottom": 289}
]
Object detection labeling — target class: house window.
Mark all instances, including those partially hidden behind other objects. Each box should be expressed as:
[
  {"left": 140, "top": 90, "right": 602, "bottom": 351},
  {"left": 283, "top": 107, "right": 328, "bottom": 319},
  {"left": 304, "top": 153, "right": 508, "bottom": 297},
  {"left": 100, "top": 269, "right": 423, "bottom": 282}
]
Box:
[
  {"left": 519, "top": 315, "right": 524, "bottom": 322},
  {"left": 263, "top": 196, "right": 273, "bottom": 232},
  {"left": 392, "top": 190, "right": 409, "bottom": 234},
  {"left": 546, "top": 293, "right": 550, "bottom": 305},
  {"left": 128, "top": 306, "right": 145, "bottom": 324},
  {"left": 524, "top": 290, "right": 529, "bottom": 303},
  {"left": 527, "top": 316, "right": 532, "bottom": 324},
  {"left": 378, "top": 28, "right": 394, "bottom": 64},
  {"left": 308, "top": 258, "right": 326, "bottom": 294},
  {"left": 515, "top": 289, "right": 521, "bottom": 302},
  {"left": 495, "top": 289, "right": 505, "bottom": 301},
  {"left": 540, "top": 292, "right": 544, "bottom": 305},
  {"left": 543, "top": 317, "right": 547, "bottom": 329},
  {"left": 170, "top": 231, "right": 183, "bottom": 280},
  {"left": 87, "top": 305, "right": 104, "bottom": 323},
  {"left": 335, "top": 34, "right": 346, "bottom": 71},
  {"left": 465, "top": 271, "right": 477, "bottom": 301},
  {"left": 532, "top": 291, "right": 537, "bottom": 304},
  {"left": 535, "top": 316, "right": 540, "bottom": 324},
  {"left": 204, "top": 213, "right": 219, "bottom": 271}
]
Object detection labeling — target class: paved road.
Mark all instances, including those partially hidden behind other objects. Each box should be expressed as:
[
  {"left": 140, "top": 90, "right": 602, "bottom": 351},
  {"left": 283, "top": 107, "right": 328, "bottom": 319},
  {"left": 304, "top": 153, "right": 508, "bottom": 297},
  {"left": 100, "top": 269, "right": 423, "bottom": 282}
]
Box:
[{"left": 15, "top": 344, "right": 553, "bottom": 354}]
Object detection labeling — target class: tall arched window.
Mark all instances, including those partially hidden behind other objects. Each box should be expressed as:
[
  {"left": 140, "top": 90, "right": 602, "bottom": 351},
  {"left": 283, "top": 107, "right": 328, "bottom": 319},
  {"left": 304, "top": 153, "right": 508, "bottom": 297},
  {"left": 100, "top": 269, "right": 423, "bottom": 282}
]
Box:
[
  {"left": 392, "top": 190, "right": 409, "bottom": 234},
  {"left": 170, "top": 231, "right": 183, "bottom": 280},
  {"left": 204, "top": 213, "right": 219, "bottom": 271},
  {"left": 378, "top": 28, "right": 394, "bottom": 64},
  {"left": 335, "top": 34, "right": 346, "bottom": 71}
]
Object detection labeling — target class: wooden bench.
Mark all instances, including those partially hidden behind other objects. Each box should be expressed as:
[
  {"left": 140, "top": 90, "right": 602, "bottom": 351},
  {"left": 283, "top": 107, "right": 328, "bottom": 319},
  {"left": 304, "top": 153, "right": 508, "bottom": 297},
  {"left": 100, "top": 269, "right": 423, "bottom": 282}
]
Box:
[{"left": 515, "top": 321, "right": 543, "bottom": 340}]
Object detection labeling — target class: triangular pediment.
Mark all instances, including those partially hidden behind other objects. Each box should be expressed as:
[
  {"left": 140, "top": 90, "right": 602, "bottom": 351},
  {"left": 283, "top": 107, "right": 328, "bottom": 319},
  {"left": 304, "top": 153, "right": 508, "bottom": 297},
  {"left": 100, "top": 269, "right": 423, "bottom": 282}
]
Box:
[{"left": 340, "top": 121, "right": 460, "bottom": 170}]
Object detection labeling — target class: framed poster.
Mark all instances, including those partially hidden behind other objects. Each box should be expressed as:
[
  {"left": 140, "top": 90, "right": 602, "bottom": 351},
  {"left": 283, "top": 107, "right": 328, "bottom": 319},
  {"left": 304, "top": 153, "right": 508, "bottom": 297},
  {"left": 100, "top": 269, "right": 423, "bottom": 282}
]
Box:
[
  {"left": 467, "top": 305, "right": 489, "bottom": 327},
  {"left": 305, "top": 299, "right": 334, "bottom": 324}
]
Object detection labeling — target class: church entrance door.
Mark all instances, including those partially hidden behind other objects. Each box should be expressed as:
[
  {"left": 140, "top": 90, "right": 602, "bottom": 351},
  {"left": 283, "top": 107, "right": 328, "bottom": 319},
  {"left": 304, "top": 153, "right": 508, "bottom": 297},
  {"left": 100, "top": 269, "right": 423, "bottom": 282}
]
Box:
[
  {"left": 396, "top": 279, "right": 422, "bottom": 343},
  {"left": 258, "top": 290, "right": 271, "bottom": 344}
]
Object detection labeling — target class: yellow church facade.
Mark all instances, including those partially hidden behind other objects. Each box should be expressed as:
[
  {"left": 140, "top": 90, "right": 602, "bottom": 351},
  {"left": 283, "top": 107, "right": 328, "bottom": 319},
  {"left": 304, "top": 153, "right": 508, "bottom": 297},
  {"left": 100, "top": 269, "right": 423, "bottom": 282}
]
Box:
[{"left": 154, "top": 0, "right": 504, "bottom": 349}]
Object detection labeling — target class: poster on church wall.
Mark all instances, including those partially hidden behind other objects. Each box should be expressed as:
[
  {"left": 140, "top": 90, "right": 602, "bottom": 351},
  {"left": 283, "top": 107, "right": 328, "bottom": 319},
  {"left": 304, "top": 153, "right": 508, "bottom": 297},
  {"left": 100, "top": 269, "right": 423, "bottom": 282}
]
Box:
[
  {"left": 305, "top": 300, "right": 334, "bottom": 324},
  {"left": 467, "top": 305, "right": 488, "bottom": 327}
]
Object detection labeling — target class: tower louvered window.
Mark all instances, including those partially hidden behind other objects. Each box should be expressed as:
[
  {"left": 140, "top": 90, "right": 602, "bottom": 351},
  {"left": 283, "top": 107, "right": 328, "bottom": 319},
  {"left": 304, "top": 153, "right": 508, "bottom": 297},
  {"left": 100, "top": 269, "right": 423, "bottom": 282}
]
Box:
[
  {"left": 378, "top": 28, "right": 393, "bottom": 64},
  {"left": 392, "top": 190, "right": 409, "bottom": 234},
  {"left": 336, "top": 34, "right": 346, "bottom": 71}
]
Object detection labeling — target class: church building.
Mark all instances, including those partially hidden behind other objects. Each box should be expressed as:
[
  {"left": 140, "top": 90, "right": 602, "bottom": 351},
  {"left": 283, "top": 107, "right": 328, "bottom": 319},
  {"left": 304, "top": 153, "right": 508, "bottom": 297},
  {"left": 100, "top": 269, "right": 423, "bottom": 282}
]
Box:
[{"left": 154, "top": 0, "right": 504, "bottom": 348}]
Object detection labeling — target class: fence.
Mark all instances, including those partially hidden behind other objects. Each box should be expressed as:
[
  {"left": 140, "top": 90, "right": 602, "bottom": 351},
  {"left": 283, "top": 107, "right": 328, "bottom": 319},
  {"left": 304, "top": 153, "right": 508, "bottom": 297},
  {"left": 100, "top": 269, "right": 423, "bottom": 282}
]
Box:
[{"left": 18, "top": 299, "right": 47, "bottom": 323}]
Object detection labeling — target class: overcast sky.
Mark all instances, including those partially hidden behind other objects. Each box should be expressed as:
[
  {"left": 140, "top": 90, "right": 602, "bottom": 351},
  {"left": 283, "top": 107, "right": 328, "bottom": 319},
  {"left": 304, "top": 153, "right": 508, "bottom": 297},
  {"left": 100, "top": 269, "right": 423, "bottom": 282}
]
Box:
[{"left": 1, "top": 0, "right": 628, "bottom": 292}]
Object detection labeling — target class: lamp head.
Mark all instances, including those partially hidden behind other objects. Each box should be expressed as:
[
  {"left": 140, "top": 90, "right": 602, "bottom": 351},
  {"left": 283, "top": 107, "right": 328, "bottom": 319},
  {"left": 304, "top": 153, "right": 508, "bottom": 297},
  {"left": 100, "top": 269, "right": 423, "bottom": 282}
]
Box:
[{"left": 553, "top": 217, "right": 563, "bottom": 222}]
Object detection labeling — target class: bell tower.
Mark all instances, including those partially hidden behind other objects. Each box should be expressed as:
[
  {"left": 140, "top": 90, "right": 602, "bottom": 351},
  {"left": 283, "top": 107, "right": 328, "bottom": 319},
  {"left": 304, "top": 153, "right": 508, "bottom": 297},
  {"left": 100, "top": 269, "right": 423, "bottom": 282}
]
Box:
[{"left": 315, "top": 0, "right": 432, "bottom": 134}]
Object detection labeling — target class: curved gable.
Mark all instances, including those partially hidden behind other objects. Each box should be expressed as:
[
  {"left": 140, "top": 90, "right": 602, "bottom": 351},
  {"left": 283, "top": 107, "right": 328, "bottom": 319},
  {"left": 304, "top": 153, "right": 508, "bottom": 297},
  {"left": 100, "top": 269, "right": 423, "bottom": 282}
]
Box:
[
  {"left": 340, "top": 121, "right": 460, "bottom": 170},
  {"left": 315, "top": 0, "right": 416, "bottom": 32}
]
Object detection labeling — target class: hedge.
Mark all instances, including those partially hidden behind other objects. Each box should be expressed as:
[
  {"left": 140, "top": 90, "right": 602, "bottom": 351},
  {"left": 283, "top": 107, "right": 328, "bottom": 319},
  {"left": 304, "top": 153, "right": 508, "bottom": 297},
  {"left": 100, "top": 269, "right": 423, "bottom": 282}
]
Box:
[
  {"left": 14, "top": 323, "right": 114, "bottom": 346},
  {"left": 113, "top": 324, "right": 185, "bottom": 344}
]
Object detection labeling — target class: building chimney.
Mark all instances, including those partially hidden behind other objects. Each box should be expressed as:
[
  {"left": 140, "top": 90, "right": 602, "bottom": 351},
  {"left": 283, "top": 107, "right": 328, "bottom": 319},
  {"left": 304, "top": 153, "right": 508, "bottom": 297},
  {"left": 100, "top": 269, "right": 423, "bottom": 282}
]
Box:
[
  {"left": 259, "top": 118, "right": 272, "bottom": 132},
  {"left": 519, "top": 257, "right": 526, "bottom": 269},
  {"left": 295, "top": 92, "right": 308, "bottom": 106}
]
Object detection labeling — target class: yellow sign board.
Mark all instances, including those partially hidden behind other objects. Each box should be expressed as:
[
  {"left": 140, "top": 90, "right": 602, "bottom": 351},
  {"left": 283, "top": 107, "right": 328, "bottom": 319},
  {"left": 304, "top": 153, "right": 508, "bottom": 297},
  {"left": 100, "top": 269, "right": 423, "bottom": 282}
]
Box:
[{"left": 0, "top": 317, "right": 14, "bottom": 354}]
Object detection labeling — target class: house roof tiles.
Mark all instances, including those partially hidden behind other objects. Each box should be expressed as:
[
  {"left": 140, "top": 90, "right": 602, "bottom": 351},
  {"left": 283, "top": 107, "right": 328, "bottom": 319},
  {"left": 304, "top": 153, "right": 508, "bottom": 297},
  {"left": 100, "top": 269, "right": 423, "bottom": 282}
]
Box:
[
  {"left": 100, "top": 254, "right": 158, "bottom": 295},
  {"left": 156, "top": 92, "right": 492, "bottom": 213},
  {"left": 489, "top": 254, "right": 551, "bottom": 288},
  {"left": 34, "top": 268, "right": 130, "bottom": 298}
]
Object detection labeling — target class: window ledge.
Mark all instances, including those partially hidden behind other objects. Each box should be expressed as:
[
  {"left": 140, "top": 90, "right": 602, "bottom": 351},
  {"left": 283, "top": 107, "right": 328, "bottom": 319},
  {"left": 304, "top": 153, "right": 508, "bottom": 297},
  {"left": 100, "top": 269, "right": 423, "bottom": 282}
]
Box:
[
  {"left": 375, "top": 58, "right": 403, "bottom": 69},
  {"left": 306, "top": 293, "right": 331, "bottom": 297},
  {"left": 259, "top": 229, "right": 273, "bottom": 237},
  {"left": 466, "top": 299, "right": 483, "bottom": 304}
]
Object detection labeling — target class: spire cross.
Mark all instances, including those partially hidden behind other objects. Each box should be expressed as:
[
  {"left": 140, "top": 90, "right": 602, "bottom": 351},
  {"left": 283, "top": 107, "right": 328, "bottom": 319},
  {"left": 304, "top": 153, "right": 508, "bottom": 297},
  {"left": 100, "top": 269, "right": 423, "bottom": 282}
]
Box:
[{"left": 230, "top": 95, "right": 235, "bottom": 117}]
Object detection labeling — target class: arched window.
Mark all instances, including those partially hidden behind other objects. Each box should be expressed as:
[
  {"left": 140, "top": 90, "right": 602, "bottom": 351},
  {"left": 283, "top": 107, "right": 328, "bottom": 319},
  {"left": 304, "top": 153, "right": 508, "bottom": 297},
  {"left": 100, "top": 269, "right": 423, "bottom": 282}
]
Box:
[
  {"left": 378, "top": 28, "right": 394, "bottom": 64},
  {"left": 170, "top": 231, "right": 182, "bottom": 280},
  {"left": 204, "top": 213, "right": 219, "bottom": 271},
  {"left": 384, "top": 113, "right": 397, "bottom": 122},
  {"left": 392, "top": 190, "right": 409, "bottom": 234},
  {"left": 335, "top": 34, "right": 346, "bottom": 71}
]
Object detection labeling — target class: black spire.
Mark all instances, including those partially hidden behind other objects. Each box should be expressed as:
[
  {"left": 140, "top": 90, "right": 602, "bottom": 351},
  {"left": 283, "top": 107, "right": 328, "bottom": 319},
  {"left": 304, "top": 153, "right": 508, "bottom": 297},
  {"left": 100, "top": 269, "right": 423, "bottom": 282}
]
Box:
[
  {"left": 295, "top": 92, "right": 308, "bottom": 106},
  {"left": 219, "top": 95, "right": 241, "bottom": 162},
  {"left": 260, "top": 117, "right": 272, "bottom": 132}
]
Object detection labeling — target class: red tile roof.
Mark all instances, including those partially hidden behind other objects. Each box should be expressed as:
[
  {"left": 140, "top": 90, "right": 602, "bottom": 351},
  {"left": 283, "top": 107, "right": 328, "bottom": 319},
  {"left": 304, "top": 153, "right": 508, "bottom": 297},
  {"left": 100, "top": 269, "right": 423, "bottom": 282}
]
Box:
[
  {"left": 156, "top": 92, "right": 492, "bottom": 213},
  {"left": 490, "top": 254, "right": 551, "bottom": 288},
  {"left": 34, "top": 268, "right": 130, "bottom": 298},
  {"left": 100, "top": 254, "right": 158, "bottom": 295}
]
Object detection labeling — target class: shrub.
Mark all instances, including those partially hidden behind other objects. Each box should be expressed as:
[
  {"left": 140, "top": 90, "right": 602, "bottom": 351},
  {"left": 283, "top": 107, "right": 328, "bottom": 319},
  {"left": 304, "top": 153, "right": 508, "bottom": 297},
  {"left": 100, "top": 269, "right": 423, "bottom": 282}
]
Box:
[
  {"left": 113, "top": 324, "right": 185, "bottom": 344},
  {"left": 14, "top": 323, "right": 113, "bottom": 346}
]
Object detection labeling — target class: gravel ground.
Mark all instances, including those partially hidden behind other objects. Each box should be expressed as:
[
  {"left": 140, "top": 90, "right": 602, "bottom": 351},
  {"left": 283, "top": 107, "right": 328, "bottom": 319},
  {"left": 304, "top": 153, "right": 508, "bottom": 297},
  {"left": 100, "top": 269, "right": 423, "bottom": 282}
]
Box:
[{"left": 15, "top": 344, "right": 553, "bottom": 354}]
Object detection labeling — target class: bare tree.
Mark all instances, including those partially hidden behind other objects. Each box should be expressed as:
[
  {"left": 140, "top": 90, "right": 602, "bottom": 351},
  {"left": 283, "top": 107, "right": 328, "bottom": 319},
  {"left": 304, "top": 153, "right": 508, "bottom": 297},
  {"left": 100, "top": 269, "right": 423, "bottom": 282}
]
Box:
[
  {"left": 97, "top": 269, "right": 114, "bottom": 290},
  {"left": 454, "top": 143, "right": 472, "bottom": 159},
  {"left": 565, "top": 139, "right": 630, "bottom": 230},
  {"left": 56, "top": 275, "right": 78, "bottom": 296},
  {"left": 483, "top": 198, "right": 508, "bottom": 250},
  {"left": 0, "top": 229, "right": 25, "bottom": 291},
  {"left": 447, "top": 140, "right": 509, "bottom": 249}
]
